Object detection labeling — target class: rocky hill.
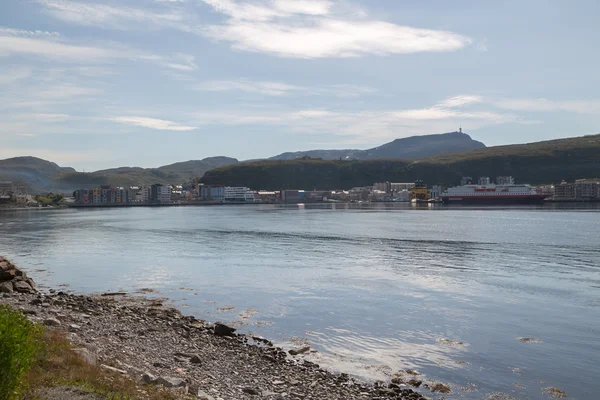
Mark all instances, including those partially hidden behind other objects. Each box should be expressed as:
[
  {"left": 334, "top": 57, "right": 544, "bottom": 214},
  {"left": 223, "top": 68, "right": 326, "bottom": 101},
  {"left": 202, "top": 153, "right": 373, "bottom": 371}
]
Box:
[
  {"left": 269, "top": 131, "right": 486, "bottom": 160},
  {"left": 0, "top": 157, "right": 239, "bottom": 193},
  {"left": 202, "top": 134, "right": 600, "bottom": 189}
]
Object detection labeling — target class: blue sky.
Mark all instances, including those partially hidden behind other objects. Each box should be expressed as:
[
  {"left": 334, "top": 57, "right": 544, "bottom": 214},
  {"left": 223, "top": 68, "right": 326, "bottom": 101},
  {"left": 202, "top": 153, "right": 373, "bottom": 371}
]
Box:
[{"left": 1, "top": 0, "right": 599, "bottom": 170}]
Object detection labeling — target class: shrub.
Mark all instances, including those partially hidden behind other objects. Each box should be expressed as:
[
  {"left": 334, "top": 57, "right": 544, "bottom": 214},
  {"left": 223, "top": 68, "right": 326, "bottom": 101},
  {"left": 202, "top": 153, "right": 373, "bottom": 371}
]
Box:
[{"left": 0, "top": 305, "right": 42, "bottom": 400}]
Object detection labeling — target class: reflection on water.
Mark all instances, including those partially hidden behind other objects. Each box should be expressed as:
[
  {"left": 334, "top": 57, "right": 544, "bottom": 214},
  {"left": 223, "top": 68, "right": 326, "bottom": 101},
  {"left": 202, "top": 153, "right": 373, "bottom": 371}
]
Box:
[{"left": 1, "top": 204, "right": 599, "bottom": 399}]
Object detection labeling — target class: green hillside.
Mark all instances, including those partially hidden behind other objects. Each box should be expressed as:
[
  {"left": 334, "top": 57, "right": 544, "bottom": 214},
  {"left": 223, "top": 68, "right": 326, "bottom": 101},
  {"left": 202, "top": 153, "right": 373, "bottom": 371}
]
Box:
[{"left": 201, "top": 134, "right": 600, "bottom": 189}]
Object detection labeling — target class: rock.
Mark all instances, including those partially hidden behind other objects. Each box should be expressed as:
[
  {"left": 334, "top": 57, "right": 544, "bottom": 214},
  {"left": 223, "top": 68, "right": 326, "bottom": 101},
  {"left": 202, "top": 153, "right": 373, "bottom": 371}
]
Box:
[
  {"left": 43, "top": 317, "right": 61, "bottom": 327},
  {"left": 214, "top": 323, "right": 236, "bottom": 337},
  {"left": 197, "top": 390, "right": 216, "bottom": 400},
  {"left": 69, "top": 324, "right": 82, "bottom": 332},
  {"left": 13, "top": 280, "right": 33, "bottom": 293},
  {"left": 190, "top": 354, "right": 202, "bottom": 364},
  {"left": 0, "top": 281, "right": 13, "bottom": 293},
  {"left": 100, "top": 364, "right": 127, "bottom": 375},
  {"left": 242, "top": 387, "right": 260, "bottom": 396},
  {"left": 288, "top": 346, "right": 310, "bottom": 356},
  {"left": 273, "top": 380, "right": 285, "bottom": 385},
  {"left": 73, "top": 347, "right": 98, "bottom": 365},
  {"left": 407, "top": 379, "right": 422, "bottom": 387},
  {"left": 141, "top": 372, "right": 156, "bottom": 384},
  {"left": 289, "top": 379, "right": 300, "bottom": 386},
  {"left": 30, "top": 298, "right": 43, "bottom": 305},
  {"left": 0, "top": 269, "right": 18, "bottom": 281},
  {"left": 154, "top": 376, "right": 186, "bottom": 388}
]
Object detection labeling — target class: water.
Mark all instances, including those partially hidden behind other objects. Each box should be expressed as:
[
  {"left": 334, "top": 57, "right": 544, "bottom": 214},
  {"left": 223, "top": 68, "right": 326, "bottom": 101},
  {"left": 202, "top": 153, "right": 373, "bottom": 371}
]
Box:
[{"left": 1, "top": 204, "right": 599, "bottom": 399}]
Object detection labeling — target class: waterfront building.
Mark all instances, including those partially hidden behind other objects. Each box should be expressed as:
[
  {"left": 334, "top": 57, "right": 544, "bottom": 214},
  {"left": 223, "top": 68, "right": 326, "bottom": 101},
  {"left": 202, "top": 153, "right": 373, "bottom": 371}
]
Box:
[
  {"left": 73, "top": 187, "right": 134, "bottom": 205},
  {"left": 200, "top": 185, "right": 225, "bottom": 201},
  {"left": 257, "top": 191, "right": 279, "bottom": 203},
  {"left": 575, "top": 179, "right": 599, "bottom": 200},
  {"left": 554, "top": 181, "right": 576, "bottom": 199},
  {"left": 390, "top": 182, "right": 415, "bottom": 192},
  {"left": 373, "top": 181, "right": 391, "bottom": 193},
  {"left": 429, "top": 185, "right": 442, "bottom": 199},
  {"left": 224, "top": 187, "right": 257, "bottom": 203},
  {"left": 150, "top": 184, "right": 172, "bottom": 203}
]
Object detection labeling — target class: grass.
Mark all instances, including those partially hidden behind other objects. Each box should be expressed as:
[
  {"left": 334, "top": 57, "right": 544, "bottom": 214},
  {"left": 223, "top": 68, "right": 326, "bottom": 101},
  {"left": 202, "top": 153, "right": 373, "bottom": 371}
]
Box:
[
  {"left": 1, "top": 305, "right": 184, "bottom": 400},
  {"left": 0, "top": 305, "right": 43, "bottom": 400}
]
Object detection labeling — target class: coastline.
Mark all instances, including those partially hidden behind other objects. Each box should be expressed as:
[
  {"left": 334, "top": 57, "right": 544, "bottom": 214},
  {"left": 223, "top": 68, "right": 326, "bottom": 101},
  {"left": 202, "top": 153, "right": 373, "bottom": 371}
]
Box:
[{"left": 0, "top": 260, "right": 428, "bottom": 400}]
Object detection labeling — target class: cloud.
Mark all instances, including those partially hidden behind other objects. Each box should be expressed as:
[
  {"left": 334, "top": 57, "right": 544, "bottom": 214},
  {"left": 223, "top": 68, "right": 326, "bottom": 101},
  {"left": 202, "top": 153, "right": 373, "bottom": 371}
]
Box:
[
  {"left": 188, "top": 95, "right": 519, "bottom": 142},
  {"left": 0, "top": 27, "right": 60, "bottom": 37},
  {"left": 202, "top": 0, "right": 471, "bottom": 58},
  {"left": 0, "top": 66, "right": 33, "bottom": 85},
  {"left": 37, "top": 0, "right": 186, "bottom": 30},
  {"left": 0, "top": 27, "right": 197, "bottom": 71},
  {"left": 194, "top": 79, "right": 376, "bottom": 97},
  {"left": 438, "top": 95, "right": 482, "bottom": 108},
  {"left": 492, "top": 98, "right": 600, "bottom": 114},
  {"left": 196, "top": 80, "right": 302, "bottom": 96},
  {"left": 109, "top": 116, "right": 197, "bottom": 131}
]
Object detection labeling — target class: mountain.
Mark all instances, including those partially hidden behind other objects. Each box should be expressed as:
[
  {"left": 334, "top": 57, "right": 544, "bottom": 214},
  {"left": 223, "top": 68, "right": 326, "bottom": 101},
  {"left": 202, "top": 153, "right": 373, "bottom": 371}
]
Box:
[
  {"left": 269, "top": 131, "right": 486, "bottom": 161},
  {"left": 0, "top": 156, "right": 238, "bottom": 193},
  {"left": 201, "top": 134, "right": 600, "bottom": 190}
]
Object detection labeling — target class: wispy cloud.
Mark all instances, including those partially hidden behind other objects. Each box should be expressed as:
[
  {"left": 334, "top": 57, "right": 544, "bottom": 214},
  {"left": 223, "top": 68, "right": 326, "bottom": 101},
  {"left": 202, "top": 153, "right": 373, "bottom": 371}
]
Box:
[
  {"left": 195, "top": 79, "right": 376, "bottom": 97},
  {"left": 188, "top": 95, "right": 519, "bottom": 142},
  {"left": 0, "top": 26, "right": 197, "bottom": 71},
  {"left": 109, "top": 116, "right": 197, "bottom": 131},
  {"left": 492, "top": 98, "right": 600, "bottom": 114},
  {"left": 201, "top": 0, "right": 471, "bottom": 58},
  {"left": 0, "top": 66, "right": 33, "bottom": 85},
  {"left": 37, "top": 0, "right": 186, "bottom": 30}
]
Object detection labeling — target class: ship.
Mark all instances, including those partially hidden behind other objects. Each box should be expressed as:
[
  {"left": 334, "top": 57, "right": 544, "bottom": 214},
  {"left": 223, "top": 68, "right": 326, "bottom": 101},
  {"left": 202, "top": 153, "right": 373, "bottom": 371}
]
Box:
[{"left": 441, "top": 176, "right": 547, "bottom": 204}]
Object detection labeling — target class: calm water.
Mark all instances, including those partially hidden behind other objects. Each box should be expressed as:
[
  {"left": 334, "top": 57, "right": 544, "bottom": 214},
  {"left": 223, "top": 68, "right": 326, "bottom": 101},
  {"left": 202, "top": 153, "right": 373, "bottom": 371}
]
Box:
[{"left": 1, "top": 204, "right": 599, "bottom": 399}]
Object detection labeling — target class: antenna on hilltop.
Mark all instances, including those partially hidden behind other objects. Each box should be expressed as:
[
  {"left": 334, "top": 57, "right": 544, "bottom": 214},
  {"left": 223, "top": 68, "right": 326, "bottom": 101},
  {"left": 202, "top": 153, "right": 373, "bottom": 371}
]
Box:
[{"left": 459, "top": 126, "right": 462, "bottom": 133}]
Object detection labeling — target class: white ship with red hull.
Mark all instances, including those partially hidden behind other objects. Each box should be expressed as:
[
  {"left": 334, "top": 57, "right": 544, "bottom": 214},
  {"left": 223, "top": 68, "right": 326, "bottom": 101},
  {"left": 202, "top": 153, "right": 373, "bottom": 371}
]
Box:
[{"left": 441, "top": 177, "right": 547, "bottom": 204}]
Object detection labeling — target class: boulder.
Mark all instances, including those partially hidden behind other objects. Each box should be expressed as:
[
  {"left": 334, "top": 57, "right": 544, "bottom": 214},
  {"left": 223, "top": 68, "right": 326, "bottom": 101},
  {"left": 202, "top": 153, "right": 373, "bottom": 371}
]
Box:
[
  {"left": 289, "top": 346, "right": 311, "bottom": 356},
  {"left": 190, "top": 354, "right": 202, "bottom": 364},
  {"left": 0, "top": 281, "right": 13, "bottom": 293},
  {"left": 154, "top": 376, "right": 186, "bottom": 388},
  {"left": 13, "top": 280, "right": 34, "bottom": 293},
  {"left": 0, "top": 269, "right": 18, "bottom": 282},
  {"left": 43, "top": 318, "right": 62, "bottom": 327},
  {"left": 197, "top": 390, "right": 216, "bottom": 400},
  {"left": 141, "top": 372, "right": 156, "bottom": 384},
  {"left": 213, "top": 323, "right": 236, "bottom": 337},
  {"left": 73, "top": 347, "right": 98, "bottom": 366}
]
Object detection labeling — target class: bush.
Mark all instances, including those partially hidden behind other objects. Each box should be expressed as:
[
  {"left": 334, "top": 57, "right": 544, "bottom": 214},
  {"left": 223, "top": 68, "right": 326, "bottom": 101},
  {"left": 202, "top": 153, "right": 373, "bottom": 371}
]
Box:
[{"left": 0, "top": 305, "right": 42, "bottom": 400}]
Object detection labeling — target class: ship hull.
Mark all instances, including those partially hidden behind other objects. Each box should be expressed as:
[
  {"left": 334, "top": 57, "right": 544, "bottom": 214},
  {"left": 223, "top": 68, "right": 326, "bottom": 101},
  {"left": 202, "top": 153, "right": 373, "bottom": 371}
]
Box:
[{"left": 441, "top": 195, "right": 546, "bottom": 205}]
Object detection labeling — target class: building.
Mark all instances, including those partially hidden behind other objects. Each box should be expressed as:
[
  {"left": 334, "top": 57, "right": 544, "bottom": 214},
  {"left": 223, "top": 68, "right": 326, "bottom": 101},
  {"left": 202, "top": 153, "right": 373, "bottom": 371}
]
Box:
[
  {"left": 224, "top": 187, "right": 257, "bottom": 203},
  {"left": 429, "top": 185, "right": 442, "bottom": 199},
  {"left": 281, "top": 190, "right": 305, "bottom": 203},
  {"left": 394, "top": 190, "right": 412, "bottom": 202},
  {"left": 200, "top": 185, "right": 225, "bottom": 202},
  {"left": 373, "top": 181, "right": 391, "bottom": 193},
  {"left": 575, "top": 179, "right": 599, "bottom": 200},
  {"left": 73, "top": 187, "right": 134, "bottom": 205},
  {"left": 257, "top": 191, "right": 279, "bottom": 203},
  {"left": 150, "top": 184, "right": 172, "bottom": 203},
  {"left": 554, "top": 181, "right": 576, "bottom": 199},
  {"left": 390, "top": 183, "right": 415, "bottom": 192},
  {"left": 0, "top": 181, "right": 28, "bottom": 195}
]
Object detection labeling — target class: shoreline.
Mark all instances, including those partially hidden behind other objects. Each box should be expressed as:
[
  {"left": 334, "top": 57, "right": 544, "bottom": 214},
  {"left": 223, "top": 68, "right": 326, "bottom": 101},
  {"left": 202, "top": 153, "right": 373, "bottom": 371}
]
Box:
[{"left": 0, "top": 260, "right": 428, "bottom": 400}]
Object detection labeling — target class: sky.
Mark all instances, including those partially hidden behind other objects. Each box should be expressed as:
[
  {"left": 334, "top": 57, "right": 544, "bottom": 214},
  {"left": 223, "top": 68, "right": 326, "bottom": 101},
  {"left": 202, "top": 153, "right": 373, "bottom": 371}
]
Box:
[{"left": 0, "top": 0, "right": 599, "bottom": 171}]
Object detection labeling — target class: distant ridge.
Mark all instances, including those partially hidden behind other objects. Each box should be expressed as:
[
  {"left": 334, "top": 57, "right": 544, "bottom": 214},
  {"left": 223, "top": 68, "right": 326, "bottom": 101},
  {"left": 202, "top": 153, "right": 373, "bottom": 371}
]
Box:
[
  {"left": 202, "top": 134, "right": 600, "bottom": 190},
  {"left": 269, "top": 131, "right": 486, "bottom": 160},
  {"left": 0, "top": 156, "right": 239, "bottom": 193}
]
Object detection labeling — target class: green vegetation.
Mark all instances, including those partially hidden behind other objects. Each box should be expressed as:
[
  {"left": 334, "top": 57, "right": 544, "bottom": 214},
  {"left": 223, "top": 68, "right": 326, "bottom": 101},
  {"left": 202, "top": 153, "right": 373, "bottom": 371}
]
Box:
[
  {"left": 0, "top": 305, "right": 43, "bottom": 400},
  {"left": 201, "top": 134, "right": 600, "bottom": 189},
  {"left": 34, "top": 193, "right": 64, "bottom": 206},
  {"left": 0, "top": 305, "right": 181, "bottom": 400}
]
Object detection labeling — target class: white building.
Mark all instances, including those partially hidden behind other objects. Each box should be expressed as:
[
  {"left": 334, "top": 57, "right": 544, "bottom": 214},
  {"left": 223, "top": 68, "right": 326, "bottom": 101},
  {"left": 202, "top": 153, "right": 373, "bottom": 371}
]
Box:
[
  {"left": 430, "top": 185, "right": 442, "bottom": 199},
  {"left": 224, "top": 187, "right": 257, "bottom": 203},
  {"left": 157, "top": 185, "right": 172, "bottom": 203}
]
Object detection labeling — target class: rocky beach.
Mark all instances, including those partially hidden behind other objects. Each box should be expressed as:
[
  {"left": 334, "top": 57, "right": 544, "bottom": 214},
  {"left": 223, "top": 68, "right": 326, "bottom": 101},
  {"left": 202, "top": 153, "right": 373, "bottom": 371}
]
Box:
[{"left": 0, "top": 257, "right": 428, "bottom": 400}]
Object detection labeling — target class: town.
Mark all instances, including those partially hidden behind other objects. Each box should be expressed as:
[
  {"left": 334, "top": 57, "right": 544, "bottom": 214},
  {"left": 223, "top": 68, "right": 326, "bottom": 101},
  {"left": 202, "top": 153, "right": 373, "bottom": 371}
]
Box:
[{"left": 2, "top": 177, "right": 600, "bottom": 208}]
